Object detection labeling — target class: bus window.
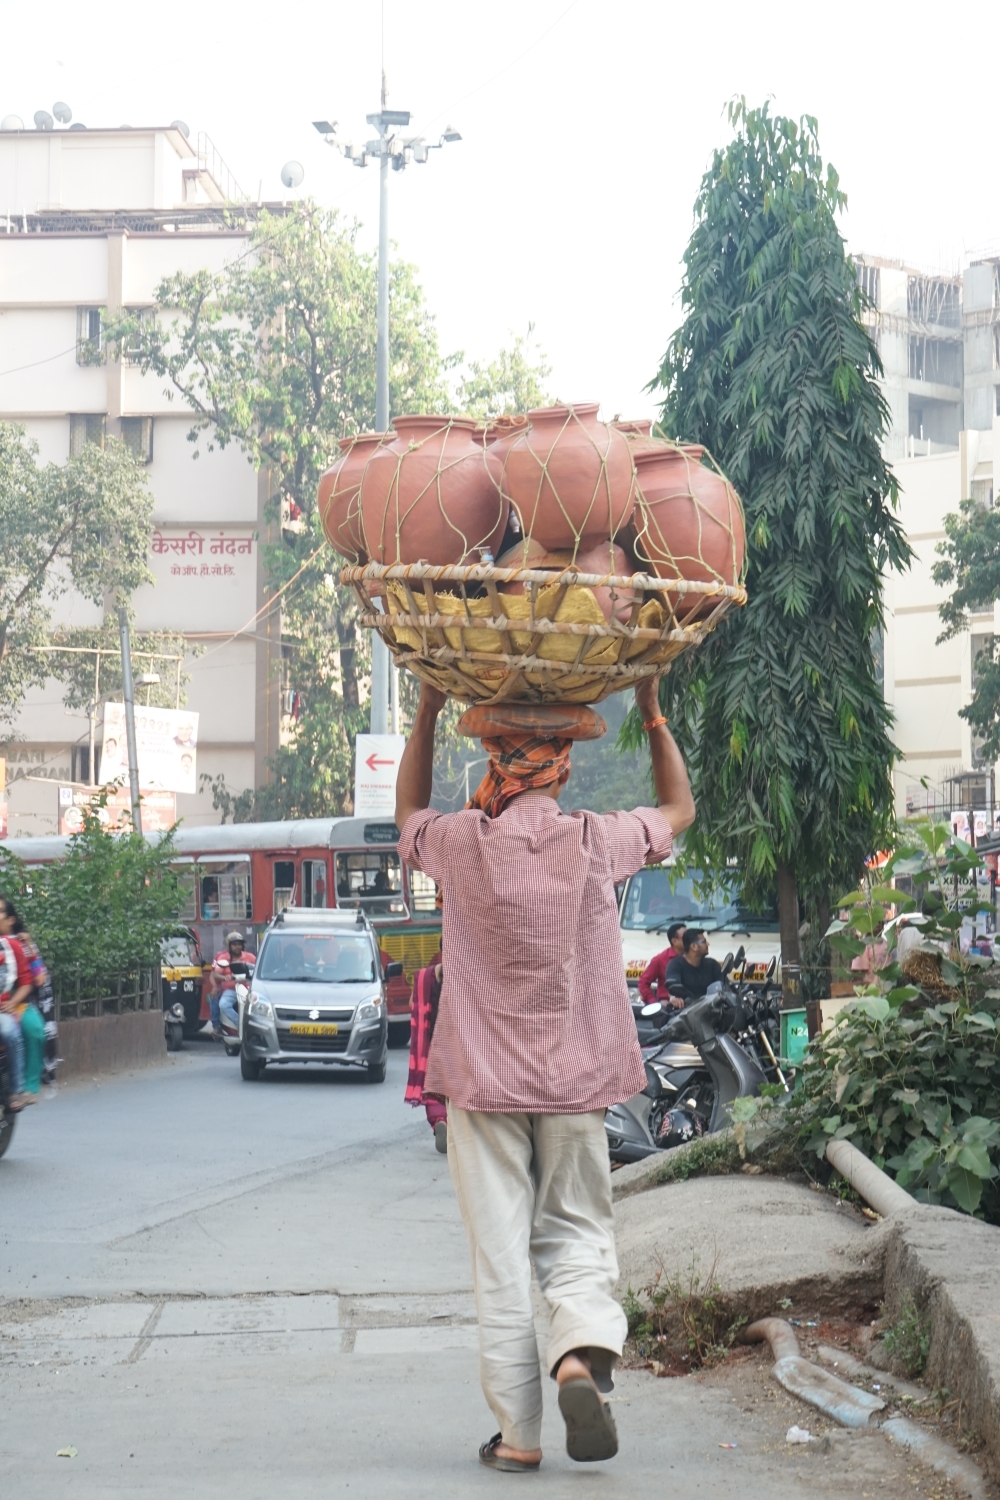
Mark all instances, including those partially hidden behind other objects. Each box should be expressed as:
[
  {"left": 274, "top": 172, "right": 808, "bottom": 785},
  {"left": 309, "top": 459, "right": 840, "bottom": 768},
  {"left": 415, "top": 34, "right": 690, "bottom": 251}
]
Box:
[
  {"left": 273, "top": 860, "right": 296, "bottom": 915},
  {"left": 408, "top": 868, "right": 439, "bottom": 913},
  {"left": 200, "top": 861, "right": 252, "bottom": 922},
  {"left": 302, "top": 859, "right": 328, "bottom": 908},
  {"left": 335, "top": 850, "right": 407, "bottom": 918},
  {"left": 171, "top": 864, "right": 198, "bottom": 922}
]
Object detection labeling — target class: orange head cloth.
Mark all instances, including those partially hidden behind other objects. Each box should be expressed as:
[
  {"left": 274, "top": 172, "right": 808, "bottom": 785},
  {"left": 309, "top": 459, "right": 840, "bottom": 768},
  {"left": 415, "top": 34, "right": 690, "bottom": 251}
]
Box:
[{"left": 467, "top": 734, "right": 572, "bottom": 819}]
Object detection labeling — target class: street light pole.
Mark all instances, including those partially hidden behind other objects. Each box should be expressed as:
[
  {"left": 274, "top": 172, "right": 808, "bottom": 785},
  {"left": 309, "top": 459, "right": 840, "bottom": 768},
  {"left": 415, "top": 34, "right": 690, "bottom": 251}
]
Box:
[
  {"left": 370, "top": 117, "right": 392, "bottom": 736},
  {"left": 314, "top": 95, "right": 461, "bottom": 738},
  {"left": 117, "top": 607, "right": 142, "bottom": 835}
]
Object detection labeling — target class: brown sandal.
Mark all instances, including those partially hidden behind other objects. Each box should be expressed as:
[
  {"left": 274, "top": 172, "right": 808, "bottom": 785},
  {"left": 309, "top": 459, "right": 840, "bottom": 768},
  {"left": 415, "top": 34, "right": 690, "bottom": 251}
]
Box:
[
  {"left": 557, "top": 1378, "right": 619, "bottom": 1462},
  {"left": 478, "top": 1434, "right": 541, "bottom": 1472}
]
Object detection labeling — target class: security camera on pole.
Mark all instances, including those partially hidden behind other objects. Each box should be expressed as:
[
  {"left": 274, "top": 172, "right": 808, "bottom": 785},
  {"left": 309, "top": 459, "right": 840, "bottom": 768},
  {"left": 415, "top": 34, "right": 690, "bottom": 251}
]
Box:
[{"left": 313, "top": 82, "right": 461, "bottom": 736}]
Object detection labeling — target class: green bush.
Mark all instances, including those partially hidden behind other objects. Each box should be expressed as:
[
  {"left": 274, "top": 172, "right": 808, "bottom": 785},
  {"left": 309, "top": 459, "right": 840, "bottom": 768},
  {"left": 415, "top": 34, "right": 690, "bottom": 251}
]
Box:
[
  {"left": 0, "top": 798, "right": 187, "bottom": 992},
  {"left": 761, "top": 819, "right": 1000, "bottom": 1221},
  {"left": 791, "top": 998, "right": 1000, "bottom": 1218}
]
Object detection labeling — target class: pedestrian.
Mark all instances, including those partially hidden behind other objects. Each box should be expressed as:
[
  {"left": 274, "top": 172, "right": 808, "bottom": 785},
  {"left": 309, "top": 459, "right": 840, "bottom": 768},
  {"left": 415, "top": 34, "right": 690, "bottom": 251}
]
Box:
[
  {"left": 405, "top": 961, "right": 448, "bottom": 1153},
  {"left": 637, "top": 921, "right": 687, "bottom": 1007},
  {"left": 9, "top": 913, "right": 59, "bottom": 1088},
  {"left": 0, "top": 896, "right": 47, "bottom": 1103},
  {"left": 394, "top": 674, "right": 694, "bottom": 1470}
]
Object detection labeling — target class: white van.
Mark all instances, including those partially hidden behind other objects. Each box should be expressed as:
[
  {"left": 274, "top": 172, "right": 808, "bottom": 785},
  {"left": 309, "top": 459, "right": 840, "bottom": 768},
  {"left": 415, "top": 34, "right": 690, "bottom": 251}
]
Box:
[{"left": 619, "top": 863, "right": 781, "bottom": 993}]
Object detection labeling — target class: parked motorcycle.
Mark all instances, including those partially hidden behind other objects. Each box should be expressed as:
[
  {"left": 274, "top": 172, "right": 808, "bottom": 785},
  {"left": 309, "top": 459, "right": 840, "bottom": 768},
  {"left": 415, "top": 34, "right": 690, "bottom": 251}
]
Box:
[
  {"left": 0, "top": 1031, "right": 17, "bottom": 1160},
  {"left": 730, "top": 956, "right": 787, "bottom": 1088},
  {"left": 164, "top": 1000, "right": 186, "bottom": 1053},
  {"left": 606, "top": 983, "right": 768, "bottom": 1163}
]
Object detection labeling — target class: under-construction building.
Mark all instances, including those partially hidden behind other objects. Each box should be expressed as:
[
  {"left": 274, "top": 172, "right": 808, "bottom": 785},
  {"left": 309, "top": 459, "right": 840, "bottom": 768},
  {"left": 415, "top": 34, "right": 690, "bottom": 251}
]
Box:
[{"left": 858, "top": 254, "right": 1000, "bottom": 822}]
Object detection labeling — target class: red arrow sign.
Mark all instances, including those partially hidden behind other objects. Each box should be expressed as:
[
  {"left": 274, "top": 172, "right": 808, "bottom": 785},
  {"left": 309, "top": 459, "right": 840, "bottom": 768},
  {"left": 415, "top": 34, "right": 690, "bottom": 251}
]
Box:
[{"left": 365, "top": 752, "right": 395, "bottom": 772}]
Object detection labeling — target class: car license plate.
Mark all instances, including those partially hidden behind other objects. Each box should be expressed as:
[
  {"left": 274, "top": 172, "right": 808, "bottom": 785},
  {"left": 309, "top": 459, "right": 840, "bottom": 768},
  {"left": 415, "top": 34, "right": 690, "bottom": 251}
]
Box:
[{"left": 288, "top": 1022, "right": 338, "bottom": 1036}]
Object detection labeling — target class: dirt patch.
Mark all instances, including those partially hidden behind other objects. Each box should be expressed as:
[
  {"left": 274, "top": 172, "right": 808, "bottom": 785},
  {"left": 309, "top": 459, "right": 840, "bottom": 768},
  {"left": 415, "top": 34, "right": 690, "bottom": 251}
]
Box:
[{"left": 693, "top": 1350, "right": 986, "bottom": 1499}]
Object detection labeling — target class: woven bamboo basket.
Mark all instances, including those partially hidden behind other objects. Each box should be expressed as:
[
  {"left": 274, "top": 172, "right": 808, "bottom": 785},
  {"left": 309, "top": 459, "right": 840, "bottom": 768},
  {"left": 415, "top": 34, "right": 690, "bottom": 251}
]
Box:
[{"left": 340, "top": 560, "right": 747, "bottom": 706}]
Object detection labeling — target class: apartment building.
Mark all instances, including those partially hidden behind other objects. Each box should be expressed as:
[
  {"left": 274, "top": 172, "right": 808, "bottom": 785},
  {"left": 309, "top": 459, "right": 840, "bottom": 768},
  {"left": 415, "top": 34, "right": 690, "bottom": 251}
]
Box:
[
  {"left": 0, "top": 121, "right": 281, "bottom": 832},
  {"left": 857, "top": 254, "right": 1000, "bottom": 818}
]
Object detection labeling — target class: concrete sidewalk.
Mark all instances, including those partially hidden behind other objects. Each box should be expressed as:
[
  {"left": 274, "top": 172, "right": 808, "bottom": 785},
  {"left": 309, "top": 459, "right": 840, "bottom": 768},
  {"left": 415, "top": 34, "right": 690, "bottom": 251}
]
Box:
[
  {"left": 1, "top": 1057, "right": 990, "bottom": 1496},
  {"left": 613, "top": 1161, "right": 1000, "bottom": 1488}
]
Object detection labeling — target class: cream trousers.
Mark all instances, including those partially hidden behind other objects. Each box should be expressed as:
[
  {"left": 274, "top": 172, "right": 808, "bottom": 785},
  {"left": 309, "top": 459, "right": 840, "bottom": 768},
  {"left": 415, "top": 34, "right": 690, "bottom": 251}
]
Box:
[{"left": 447, "top": 1106, "right": 626, "bottom": 1452}]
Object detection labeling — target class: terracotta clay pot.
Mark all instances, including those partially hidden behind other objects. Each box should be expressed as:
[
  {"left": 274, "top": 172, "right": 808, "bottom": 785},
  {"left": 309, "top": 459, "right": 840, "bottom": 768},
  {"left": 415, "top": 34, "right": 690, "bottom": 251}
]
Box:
[
  {"left": 488, "top": 403, "right": 636, "bottom": 551},
  {"left": 318, "top": 432, "right": 386, "bottom": 562},
  {"left": 612, "top": 418, "right": 653, "bottom": 437},
  {"left": 632, "top": 443, "right": 745, "bottom": 618},
  {"left": 359, "top": 415, "right": 508, "bottom": 566},
  {"left": 496, "top": 536, "right": 638, "bottom": 625}
]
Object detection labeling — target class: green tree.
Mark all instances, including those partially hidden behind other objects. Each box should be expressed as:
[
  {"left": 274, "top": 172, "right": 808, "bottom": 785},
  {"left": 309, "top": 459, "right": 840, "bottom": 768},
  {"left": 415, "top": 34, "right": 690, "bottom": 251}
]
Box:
[
  {"left": 0, "top": 798, "right": 186, "bottom": 992},
  {"left": 46, "top": 626, "right": 193, "bottom": 716},
  {"left": 627, "top": 100, "right": 911, "bottom": 979},
  {"left": 0, "top": 426, "right": 154, "bottom": 724},
  {"left": 108, "top": 219, "right": 559, "bottom": 821},
  {"left": 933, "top": 498, "right": 1000, "bottom": 760},
  {"left": 454, "top": 324, "right": 551, "bottom": 422},
  {"left": 104, "top": 202, "right": 449, "bottom": 819}
]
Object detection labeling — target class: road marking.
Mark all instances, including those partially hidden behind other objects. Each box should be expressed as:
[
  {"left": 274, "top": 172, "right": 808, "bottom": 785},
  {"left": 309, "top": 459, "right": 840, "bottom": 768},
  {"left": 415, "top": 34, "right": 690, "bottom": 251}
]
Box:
[{"left": 125, "top": 1301, "right": 165, "bottom": 1364}]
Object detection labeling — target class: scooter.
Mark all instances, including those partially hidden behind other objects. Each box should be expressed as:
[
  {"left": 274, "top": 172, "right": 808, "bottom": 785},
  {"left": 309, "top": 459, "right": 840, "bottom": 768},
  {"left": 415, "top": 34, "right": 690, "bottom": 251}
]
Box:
[
  {"left": 0, "top": 1032, "right": 17, "bottom": 1160},
  {"left": 220, "top": 959, "right": 254, "bottom": 1058},
  {"left": 605, "top": 984, "right": 768, "bottom": 1163},
  {"left": 632, "top": 950, "right": 737, "bottom": 1046}
]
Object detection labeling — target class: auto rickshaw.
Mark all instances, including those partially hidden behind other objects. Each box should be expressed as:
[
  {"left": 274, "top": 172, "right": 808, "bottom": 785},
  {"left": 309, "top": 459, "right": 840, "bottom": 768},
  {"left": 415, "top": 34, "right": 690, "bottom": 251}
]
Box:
[{"left": 160, "top": 928, "right": 206, "bottom": 1038}]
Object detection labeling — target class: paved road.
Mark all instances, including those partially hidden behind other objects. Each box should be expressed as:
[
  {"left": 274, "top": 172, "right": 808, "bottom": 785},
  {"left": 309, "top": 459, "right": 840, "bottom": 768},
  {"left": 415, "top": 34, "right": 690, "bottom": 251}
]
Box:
[{"left": 0, "top": 1047, "right": 959, "bottom": 1497}]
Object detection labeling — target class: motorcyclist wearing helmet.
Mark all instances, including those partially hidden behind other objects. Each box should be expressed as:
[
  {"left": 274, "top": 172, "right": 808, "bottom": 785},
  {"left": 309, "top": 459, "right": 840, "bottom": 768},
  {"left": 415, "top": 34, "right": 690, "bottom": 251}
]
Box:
[{"left": 208, "top": 930, "right": 256, "bottom": 1038}]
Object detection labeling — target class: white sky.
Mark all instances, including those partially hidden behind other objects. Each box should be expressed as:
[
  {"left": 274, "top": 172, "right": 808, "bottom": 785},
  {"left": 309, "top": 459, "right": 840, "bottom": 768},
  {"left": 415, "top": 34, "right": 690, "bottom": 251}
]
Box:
[{"left": 3, "top": 0, "right": 997, "bottom": 421}]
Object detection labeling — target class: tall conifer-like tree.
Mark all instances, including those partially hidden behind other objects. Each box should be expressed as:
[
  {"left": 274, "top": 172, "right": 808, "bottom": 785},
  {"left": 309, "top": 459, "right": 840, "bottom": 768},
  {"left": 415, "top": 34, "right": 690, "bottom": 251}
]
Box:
[{"left": 631, "top": 101, "right": 911, "bottom": 975}]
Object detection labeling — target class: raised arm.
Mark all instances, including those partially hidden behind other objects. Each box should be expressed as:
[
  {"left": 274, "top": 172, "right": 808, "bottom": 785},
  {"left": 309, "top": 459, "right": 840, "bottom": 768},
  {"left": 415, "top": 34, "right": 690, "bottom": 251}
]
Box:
[
  {"left": 394, "top": 681, "right": 447, "bottom": 831},
  {"left": 634, "top": 674, "right": 695, "bottom": 834}
]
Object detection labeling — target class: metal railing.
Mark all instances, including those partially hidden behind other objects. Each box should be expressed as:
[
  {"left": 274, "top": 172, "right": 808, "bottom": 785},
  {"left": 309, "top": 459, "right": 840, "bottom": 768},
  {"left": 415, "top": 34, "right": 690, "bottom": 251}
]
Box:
[
  {"left": 196, "top": 132, "right": 247, "bottom": 204},
  {"left": 53, "top": 968, "right": 159, "bottom": 1022}
]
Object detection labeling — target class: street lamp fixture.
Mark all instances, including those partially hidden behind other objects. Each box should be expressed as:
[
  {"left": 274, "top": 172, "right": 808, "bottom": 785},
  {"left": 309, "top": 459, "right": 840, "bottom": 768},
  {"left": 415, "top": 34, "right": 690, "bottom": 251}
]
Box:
[
  {"left": 135, "top": 671, "right": 161, "bottom": 707},
  {"left": 313, "top": 90, "right": 461, "bottom": 736}
]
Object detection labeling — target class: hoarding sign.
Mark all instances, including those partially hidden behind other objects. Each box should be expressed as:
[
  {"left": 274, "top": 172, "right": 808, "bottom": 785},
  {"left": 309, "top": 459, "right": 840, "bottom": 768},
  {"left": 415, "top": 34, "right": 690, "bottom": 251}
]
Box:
[
  {"left": 354, "top": 735, "right": 404, "bottom": 819},
  {"left": 59, "top": 786, "right": 177, "bottom": 836},
  {"left": 101, "top": 704, "right": 198, "bottom": 795}
]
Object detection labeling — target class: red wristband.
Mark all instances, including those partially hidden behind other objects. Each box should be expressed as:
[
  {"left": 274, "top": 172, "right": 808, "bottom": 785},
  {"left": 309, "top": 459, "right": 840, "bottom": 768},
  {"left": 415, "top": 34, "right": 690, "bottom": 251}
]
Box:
[{"left": 643, "top": 715, "right": 667, "bottom": 731}]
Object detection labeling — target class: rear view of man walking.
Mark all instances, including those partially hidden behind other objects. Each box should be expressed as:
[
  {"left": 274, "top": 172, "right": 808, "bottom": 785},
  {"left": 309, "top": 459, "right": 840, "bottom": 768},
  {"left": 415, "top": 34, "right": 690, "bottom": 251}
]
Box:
[{"left": 395, "top": 675, "right": 695, "bottom": 1471}]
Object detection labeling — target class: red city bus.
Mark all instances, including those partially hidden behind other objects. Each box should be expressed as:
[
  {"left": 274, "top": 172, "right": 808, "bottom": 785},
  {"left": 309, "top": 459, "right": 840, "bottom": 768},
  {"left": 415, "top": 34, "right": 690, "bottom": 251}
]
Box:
[{"left": 1, "top": 816, "right": 441, "bottom": 1039}]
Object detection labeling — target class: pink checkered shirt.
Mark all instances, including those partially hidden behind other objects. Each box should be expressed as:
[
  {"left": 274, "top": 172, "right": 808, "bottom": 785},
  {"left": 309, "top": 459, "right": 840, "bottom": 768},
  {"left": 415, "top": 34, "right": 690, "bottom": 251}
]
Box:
[{"left": 398, "top": 796, "right": 672, "bottom": 1113}]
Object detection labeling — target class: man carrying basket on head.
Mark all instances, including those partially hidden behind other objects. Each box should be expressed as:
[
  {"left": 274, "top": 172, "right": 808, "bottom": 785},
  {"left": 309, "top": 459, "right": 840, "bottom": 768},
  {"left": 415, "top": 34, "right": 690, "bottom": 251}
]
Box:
[{"left": 395, "top": 673, "right": 695, "bottom": 1472}]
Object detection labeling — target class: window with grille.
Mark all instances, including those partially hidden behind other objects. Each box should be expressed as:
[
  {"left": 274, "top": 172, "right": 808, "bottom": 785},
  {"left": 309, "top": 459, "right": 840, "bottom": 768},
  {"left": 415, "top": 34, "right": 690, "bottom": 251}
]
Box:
[
  {"left": 76, "top": 306, "right": 102, "bottom": 363},
  {"left": 69, "top": 414, "right": 106, "bottom": 456},
  {"left": 972, "top": 635, "right": 995, "bottom": 693},
  {"left": 121, "top": 416, "right": 153, "bottom": 463},
  {"left": 122, "top": 307, "right": 155, "bottom": 366},
  {"left": 408, "top": 868, "right": 440, "bottom": 912},
  {"left": 70, "top": 746, "right": 93, "bottom": 784}
]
